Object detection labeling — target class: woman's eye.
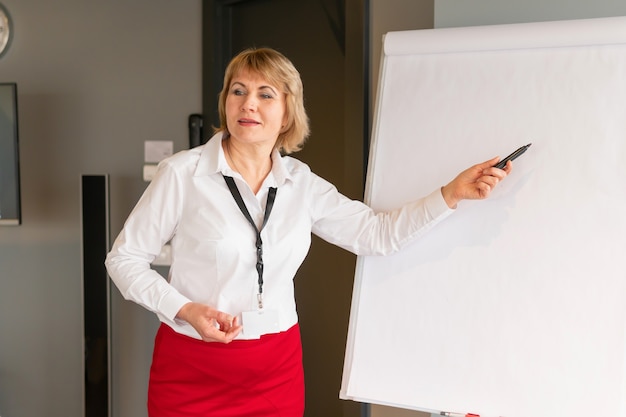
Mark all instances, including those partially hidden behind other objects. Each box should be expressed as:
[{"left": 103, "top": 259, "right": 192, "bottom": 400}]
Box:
[
  {"left": 232, "top": 89, "right": 245, "bottom": 96},
  {"left": 261, "top": 93, "right": 274, "bottom": 99}
]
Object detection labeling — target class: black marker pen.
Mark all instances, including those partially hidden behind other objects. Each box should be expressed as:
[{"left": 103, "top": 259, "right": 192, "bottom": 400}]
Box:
[{"left": 494, "top": 143, "right": 532, "bottom": 169}]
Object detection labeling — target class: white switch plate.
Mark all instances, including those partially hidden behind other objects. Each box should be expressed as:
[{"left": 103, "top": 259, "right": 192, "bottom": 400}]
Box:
[{"left": 144, "top": 140, "right": 173, "bottom": 163}]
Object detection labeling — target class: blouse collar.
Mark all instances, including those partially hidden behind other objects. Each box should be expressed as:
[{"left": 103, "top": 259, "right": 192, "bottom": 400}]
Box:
[{"left": 193, "top": 131, "right": 292, "bottom": 187}]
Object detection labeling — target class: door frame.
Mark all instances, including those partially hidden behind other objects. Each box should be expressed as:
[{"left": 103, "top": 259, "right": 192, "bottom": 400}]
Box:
[{"left": 201, "top": 0, "right": 370, "bottom": 179}]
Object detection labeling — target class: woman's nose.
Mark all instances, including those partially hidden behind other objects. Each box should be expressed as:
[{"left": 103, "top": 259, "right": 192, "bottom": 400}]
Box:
[{"left": 241, "top": 96, "right": 257, "bottom": 112}]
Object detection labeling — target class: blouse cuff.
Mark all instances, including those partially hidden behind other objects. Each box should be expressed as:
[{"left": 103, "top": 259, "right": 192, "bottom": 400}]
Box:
[
  {"left": 426, "top": 187, "right": 456, "bottom": 219},
  {"left": 159, "top": 290, "right": 193, "bottom": 322}
]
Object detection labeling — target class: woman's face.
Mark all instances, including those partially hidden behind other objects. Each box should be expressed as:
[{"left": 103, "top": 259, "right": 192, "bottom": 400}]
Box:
[{"left": 225, "top": 70, "right": 287, "bottom": 147}]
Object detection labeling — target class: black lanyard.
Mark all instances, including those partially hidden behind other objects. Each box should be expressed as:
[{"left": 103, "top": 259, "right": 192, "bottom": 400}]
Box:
[{"left": 223, "top": 175, "right": 277, "bottom": 309}]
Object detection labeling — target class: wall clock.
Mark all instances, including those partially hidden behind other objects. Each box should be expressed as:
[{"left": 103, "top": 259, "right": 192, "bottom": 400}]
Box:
[{"left": 0, "top": 2, "right": 13, "bottom": 58}]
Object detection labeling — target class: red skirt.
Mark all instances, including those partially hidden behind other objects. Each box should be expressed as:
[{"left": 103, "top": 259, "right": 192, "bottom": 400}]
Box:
[{"left": 148, "top": 323, "right": 305, "bottom": 417}]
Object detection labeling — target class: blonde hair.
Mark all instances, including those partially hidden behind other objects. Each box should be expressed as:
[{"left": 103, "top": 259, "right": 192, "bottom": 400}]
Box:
[{"left": 214, "top": 47, "right": 310, "bottom": 155}]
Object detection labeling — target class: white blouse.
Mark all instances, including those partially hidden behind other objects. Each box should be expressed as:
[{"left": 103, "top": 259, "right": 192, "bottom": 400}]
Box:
[{"left": 105, "top": 132, "right": 454, "bottom": 340}]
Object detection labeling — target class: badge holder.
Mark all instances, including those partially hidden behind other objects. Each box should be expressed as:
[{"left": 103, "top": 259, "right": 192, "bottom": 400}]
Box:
[
  {"left": 242, "top": 309, "right": 279, "bottom": 339},
  {"left": 242, "top": 294, "right": 279, "bottom": 339}
]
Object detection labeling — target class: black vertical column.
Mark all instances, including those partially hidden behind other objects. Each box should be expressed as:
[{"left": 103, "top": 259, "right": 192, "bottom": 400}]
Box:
[{"left": 81, "top": 174, "right": 110, "bottom": 417}]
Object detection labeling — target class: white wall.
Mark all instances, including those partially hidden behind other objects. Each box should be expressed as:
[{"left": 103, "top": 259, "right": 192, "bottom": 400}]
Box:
[{"left": 0, "top": 1, "right": 201, "bottom": 416}]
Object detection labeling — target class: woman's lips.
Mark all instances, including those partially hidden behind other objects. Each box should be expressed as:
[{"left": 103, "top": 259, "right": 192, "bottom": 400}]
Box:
[{"left": 238, "top": 118, "right": 260, "bottom": 125}]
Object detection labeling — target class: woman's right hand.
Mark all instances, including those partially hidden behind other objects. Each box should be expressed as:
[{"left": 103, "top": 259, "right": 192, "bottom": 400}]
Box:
[
  {"left": 176, "top": 302, "right": 242, "bottom": 343},
  {"left": 441, "top": 156, "right": 511, "bottom": 209}
]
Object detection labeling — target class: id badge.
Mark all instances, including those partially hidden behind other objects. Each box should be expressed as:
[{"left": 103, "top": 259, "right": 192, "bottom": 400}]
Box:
[{"left": 241, "top": 309, "right": 279, "bottom": 339}]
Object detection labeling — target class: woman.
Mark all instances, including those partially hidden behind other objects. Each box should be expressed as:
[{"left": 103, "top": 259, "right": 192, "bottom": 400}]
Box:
[{"left": 105, "top": 47, "right": 511, "bottom": 417}]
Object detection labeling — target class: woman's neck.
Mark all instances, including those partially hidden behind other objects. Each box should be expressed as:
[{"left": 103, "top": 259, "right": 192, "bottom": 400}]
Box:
[{"left": 223, "top": 138, "right": 273, "bottom": 194}]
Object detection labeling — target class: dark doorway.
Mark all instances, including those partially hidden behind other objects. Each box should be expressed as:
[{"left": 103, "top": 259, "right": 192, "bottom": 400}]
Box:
[{"left": 202, "top": 1, "right": 369, "bottom": 416}]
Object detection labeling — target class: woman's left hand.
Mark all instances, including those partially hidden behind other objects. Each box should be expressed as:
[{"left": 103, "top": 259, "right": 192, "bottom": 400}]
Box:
[
  {"left": 441, "top": 156, "right": 511, "bottom": 209},
  {"left": 176, "top": 302, "right": 243, "bottom": 343}
]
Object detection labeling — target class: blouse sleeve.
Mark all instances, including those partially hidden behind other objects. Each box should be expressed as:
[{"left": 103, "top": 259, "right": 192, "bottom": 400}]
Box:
[
  {"left": 309, "top": 174, "right": 454, "bottom": 256},
  {"left": 105, "top": 159, "right": 191, "bottom": 321}
]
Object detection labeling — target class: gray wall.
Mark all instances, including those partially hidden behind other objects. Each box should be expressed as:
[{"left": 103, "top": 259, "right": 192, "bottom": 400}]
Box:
[
  {"left": 435, "top": 0, "right": 626, "bottom": 27},
  {"left": 6, "top": 1, "right": 623, "bottom": 417},
  {"left": 0, "top": 1, "right": 201, "bottom": 416}
]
